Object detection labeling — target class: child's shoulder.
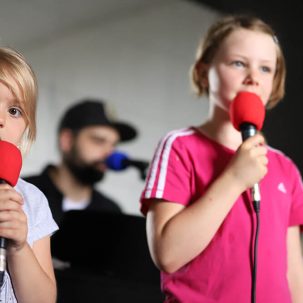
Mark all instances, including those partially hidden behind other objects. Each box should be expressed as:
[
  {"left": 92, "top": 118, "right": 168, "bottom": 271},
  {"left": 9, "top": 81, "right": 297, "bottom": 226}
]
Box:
[
  {"left": 162, "top": 127, "right": 196, "bottom": 139},
  {"left": 268, "top": 145, "right": 291, "bottom": 161},
  {"left": 155, "top": 127, "right": 204, "bottom": 155},
  {"left": 267, "top": 145, "right": 300, "bottom": 173},
  {"left": 16, "top": 177, "right": 42, "bottom": 192},
  {"left": 157, "top": 127, "right": 230, "bottom": 159},
  {"left": 160, "top": 127, "right": 205, "bottom": 146},
  {"left": 16, "top": 178, "right": 48, "bottom": 206}
]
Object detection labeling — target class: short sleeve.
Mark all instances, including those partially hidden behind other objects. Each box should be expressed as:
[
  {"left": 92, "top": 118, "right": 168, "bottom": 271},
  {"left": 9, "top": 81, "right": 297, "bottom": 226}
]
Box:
[
  {"left": 140, "top": 129, "right": 194, "bottom": 215},
  {"left": 16, "top": 179, "right": 59, "bottom": 246},
  {"left": 31, "top": 191, "right": 59, "bottom": 243}
]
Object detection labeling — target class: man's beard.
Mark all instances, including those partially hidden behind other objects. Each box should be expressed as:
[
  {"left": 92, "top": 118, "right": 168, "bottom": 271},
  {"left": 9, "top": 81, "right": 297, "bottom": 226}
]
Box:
[{"left": 63, "top": 147, "right": 105, "bottom": 186}]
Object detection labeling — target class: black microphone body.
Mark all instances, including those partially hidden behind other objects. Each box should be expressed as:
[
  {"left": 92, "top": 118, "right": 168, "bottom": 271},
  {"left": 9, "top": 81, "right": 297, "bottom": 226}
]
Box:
[
  {"left": 122, "top": 158, "right": 149, "bottom": 180},
  {"left": 240, "top": 123, "right": 261, "bottom": 210},
  {"left": 240, "top": 122, "right": 257, "bottom": 141}
]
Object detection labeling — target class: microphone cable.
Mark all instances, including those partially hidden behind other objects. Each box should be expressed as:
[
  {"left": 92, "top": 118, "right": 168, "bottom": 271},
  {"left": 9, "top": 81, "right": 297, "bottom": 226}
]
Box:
[{"left": 251, "top": 198, "right": 260, "bottom": 303}]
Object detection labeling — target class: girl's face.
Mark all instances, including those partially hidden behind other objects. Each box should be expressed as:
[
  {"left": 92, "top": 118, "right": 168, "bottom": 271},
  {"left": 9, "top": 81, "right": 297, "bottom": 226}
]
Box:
[
  {"left": 0, "top": 81, "right": 26, "bottom": 146},
  {"left": 205, "top": 28, "right": 277, "bottom": 112}
]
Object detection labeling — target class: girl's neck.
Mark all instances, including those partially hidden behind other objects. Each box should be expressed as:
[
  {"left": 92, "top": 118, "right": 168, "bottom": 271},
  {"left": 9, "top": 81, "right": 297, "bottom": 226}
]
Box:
[{"left": 199, "top": 104, "right": 243, "bottom": 151}]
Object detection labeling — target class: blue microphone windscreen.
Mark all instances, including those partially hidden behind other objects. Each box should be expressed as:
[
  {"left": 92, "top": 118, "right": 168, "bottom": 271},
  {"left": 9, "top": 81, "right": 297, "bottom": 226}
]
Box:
[{"left": 106, "top": 151, "right": 128, "bottom": 171}]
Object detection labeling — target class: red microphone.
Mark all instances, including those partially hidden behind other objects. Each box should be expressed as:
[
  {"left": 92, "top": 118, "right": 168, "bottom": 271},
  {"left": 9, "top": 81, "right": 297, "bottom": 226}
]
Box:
[
  {"left": 0, "top": 141, "right": 22, "bottom": 186},
  {"left": 230, "top": 91, "right": 265, "bottom": 139},
  {"left": 0, "top": 141, "right": 22, "bottom": 285},
  {"left": 230, "top": 92, "right": 266, "bottom": 208}
]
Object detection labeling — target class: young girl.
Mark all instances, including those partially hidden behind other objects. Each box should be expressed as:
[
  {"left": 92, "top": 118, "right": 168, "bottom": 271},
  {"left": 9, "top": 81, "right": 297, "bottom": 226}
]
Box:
[
  {"left": 140, "top": 16, "right": 303, "bottom": 302},
  {"left": 0, "top": 48, "right": 58, "bottom": 302}
]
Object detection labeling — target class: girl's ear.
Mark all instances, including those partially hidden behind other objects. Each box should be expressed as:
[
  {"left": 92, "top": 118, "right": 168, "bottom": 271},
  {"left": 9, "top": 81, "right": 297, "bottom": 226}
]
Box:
[
  {"left": 59, "top": 129, "right": 74, "bottom": 153},
  {"left": 197, "top": 62, "right": 209, "bottom": 88}
]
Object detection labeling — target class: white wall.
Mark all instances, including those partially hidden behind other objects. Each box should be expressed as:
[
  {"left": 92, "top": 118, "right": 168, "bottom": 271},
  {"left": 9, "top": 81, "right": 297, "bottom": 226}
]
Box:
[{"left": 21, "top": 1, "right": 219, "bottom": 215}]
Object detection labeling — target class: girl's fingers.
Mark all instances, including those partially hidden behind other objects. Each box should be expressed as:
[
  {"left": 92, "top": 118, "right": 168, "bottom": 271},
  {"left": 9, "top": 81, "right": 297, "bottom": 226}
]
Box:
[
  {"left": 0, "top": 210, "right": 27, "bottom": 246},
  {"left": 0, "top": 227, "right": 27, "bottom": 244},
  {"left": 0, "top": 200, "right": 23, "bottom": 211},
  {"left": 0, "top": 186, "right": 23, "bottom": 207},
  {"left": 0, "top": 210, "right": 26, "bottom": 224},
  {"left": 241, "top": 134, "right": 265, "bottom": 149}
]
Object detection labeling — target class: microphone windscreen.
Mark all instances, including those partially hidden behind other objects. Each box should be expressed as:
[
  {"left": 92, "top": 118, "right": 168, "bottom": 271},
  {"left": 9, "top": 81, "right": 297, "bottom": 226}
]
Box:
[
  {"left": 0, "top": 141, "right": 22, "bottom": 186},
  {"left": 106, "top": 151, "right": 128, "bottom": 171},
  {"left": 230, "top": 92, "right": 265, "bottom": 131}
]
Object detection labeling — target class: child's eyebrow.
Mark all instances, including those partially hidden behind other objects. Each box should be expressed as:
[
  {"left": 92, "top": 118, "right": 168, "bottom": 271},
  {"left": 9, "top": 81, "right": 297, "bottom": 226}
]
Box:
[
  {"left": 8, "top": 98, "right": 22, "bottom": 106},
  {"left": 259, "top": 59, "right": 276, "bottom": 64}
]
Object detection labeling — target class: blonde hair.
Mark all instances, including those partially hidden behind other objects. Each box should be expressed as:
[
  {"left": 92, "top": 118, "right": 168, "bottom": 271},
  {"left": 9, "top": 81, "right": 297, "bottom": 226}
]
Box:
[
  {"left": 0, "top": 47, "right": 37, "bottom": 150},
  {"left": 191, "top": 15, "right": 286, "bottom": 109}
]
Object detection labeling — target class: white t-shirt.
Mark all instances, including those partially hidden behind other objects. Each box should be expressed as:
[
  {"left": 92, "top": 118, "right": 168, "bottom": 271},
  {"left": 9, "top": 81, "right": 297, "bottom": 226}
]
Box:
[
  {"left": 0, "top": 178, "right": 58, "bottom": 302},
  {"left": 62, "top": 197, "right": 90, "bottom": 211}
]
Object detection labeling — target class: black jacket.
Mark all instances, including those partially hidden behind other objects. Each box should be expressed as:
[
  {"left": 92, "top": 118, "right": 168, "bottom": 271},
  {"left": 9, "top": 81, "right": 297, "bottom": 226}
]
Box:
[{"left": 24, "top": 165, "right": 122, "bottom": 225}]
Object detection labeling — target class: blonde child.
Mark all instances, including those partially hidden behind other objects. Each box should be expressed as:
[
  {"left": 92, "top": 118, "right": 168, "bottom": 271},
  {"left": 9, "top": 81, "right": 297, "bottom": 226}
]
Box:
[
  {"left": 0, "top": 47, "right": 58, "bottom": 302},
  {"left": 140, "top": 15, "right": 303, "bottom": 302}
]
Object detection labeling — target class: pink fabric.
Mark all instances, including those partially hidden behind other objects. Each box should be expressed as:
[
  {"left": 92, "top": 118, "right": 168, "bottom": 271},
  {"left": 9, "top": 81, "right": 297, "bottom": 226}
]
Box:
[{"left": 140, "top": 127, "right": 303, "bottom": 303}]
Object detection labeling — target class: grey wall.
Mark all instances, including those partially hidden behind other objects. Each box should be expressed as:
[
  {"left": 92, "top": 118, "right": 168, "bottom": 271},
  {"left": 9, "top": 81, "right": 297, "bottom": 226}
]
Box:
[{"left": 18, "top": 1, "right": 219, "bottom": 214}]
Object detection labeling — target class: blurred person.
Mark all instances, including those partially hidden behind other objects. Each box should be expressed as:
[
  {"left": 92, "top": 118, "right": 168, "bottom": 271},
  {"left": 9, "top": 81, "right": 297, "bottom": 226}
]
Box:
[{"left": 25, "top": 99, "right": 137, "bottom": 225}]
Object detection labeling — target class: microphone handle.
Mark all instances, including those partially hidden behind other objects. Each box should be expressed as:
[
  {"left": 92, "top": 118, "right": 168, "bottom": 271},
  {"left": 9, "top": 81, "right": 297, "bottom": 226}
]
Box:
[
  {"left": 240, "top": 123, "right": 261, "bottom": 206},
  {"left": 240, "top": 122, "right": 257, "bottom": 141},
  {"left": 0, "top": 237, "right": 6, "bottom": 279},
  {"left": 252, "top": 183, "right": 261, "bottom": 204}
]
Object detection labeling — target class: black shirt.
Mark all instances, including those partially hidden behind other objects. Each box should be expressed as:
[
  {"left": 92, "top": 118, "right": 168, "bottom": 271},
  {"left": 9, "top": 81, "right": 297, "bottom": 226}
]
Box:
[{"left": 23, "top": 165, "right": 122, "bottom": 225}]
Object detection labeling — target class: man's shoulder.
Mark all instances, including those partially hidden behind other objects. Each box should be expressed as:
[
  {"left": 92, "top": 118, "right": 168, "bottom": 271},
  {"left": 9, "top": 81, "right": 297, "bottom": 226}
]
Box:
[
  {"left": 24, "top": 173, "right": 43, "bottom": 185},
  {"left": 24, "top": 163, "right": 54, "bottom": 180}
]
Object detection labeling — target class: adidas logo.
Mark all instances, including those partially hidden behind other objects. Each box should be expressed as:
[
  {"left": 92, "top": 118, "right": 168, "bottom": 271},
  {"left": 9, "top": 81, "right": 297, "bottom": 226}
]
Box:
[{"left": 278, "top": 182, "right": 287, "bottom": 194}]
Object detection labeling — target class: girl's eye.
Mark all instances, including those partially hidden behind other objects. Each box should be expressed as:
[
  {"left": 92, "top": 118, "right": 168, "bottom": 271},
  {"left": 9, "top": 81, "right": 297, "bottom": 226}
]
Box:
[
  {"left": 9, "top": 107, "right": 23, "bottom": 117},
  {"left": 260, "top": 66, "right": 272, "bottom": 73},
  {"left": 231, "top": 60, "right": 245, "bottom": 67}
]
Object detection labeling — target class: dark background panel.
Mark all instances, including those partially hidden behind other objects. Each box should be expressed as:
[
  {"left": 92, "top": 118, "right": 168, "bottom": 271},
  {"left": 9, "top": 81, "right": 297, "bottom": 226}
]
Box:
[{"left": 52, "top": 211, "right": 164, "bottom": 302}]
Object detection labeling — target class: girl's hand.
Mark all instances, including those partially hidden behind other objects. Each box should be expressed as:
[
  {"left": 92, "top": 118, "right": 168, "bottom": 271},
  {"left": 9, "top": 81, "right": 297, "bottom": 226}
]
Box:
[
  {"left": 225, "top": 133, "right": 268, "bottom": 191},
  {"left": 0, "top": 184, "right": 27, "bottom": 255}
]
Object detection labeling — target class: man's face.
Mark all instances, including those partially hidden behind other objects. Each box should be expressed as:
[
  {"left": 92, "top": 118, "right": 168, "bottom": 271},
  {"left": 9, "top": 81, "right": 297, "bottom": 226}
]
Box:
[{"left": 63, "top": 126, "right": 120, "bottom": 185}]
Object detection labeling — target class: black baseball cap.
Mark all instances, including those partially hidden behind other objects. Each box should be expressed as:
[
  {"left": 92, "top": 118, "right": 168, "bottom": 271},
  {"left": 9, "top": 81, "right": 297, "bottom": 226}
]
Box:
[{"left": 58, "top": 99, "right": 137, "bottom": 142}]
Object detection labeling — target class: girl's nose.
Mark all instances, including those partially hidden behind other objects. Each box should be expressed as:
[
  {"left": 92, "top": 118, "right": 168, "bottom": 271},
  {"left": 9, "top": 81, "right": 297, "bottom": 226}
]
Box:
[{"left": 243, "top": 69, "right": 259, "bottom": 86}]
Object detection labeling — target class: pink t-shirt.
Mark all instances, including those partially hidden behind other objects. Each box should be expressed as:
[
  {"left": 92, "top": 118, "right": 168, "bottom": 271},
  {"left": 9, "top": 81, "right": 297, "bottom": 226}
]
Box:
[{"left": 141, "top": 127, "right": 303, "bottom": 303}]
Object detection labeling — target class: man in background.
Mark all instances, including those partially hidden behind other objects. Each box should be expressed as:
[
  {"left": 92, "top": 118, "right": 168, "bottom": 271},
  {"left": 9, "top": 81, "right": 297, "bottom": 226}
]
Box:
[{"left": 24, "top": 99, "right": 137, "bottom": 225}]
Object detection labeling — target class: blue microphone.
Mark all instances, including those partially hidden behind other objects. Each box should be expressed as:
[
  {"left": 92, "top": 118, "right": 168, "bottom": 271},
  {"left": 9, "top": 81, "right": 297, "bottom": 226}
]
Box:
[{"left": 106, "top": 151, "right": 149, "bottom": 180}]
